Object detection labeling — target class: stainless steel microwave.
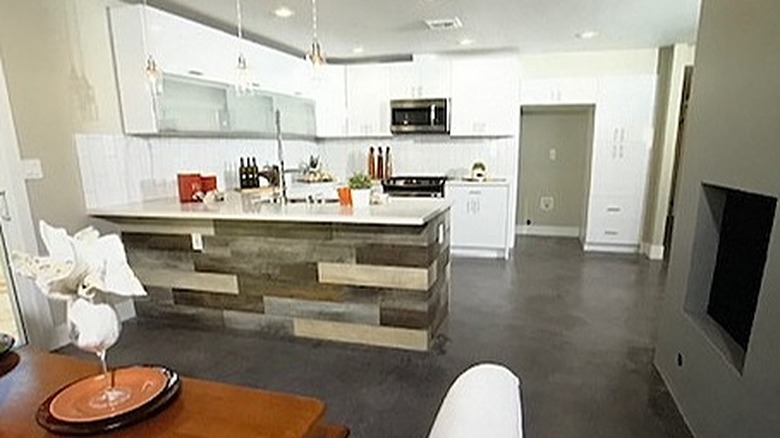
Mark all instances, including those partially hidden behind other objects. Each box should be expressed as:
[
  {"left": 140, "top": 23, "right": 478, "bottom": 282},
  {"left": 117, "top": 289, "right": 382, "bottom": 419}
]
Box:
[{"left": 390, "top": 98, "right": 449, "bottom": 134}]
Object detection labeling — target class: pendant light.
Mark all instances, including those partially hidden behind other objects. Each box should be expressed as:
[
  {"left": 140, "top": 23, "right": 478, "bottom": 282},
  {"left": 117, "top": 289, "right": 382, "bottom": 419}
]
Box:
[
  {"left": 306, "top": 0, "right": 326, "bottom": 67},
  {"left": 141, "top": 0, "right": 163, "bottom": 96},
  {"left": 234, "top": 0, "right": 257, "bottom": 95}
]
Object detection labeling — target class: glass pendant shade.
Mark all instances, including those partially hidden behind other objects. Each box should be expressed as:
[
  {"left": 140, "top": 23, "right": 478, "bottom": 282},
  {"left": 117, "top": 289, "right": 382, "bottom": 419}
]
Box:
[
  {"left": 234, "top": 53, "right": 256, "bottom": 96},
  {"left": 145, "top": 55, "right": 163, "bottom": 96},
  {"left": 306, "top": 40, "right": 326, "bottom": 67}
]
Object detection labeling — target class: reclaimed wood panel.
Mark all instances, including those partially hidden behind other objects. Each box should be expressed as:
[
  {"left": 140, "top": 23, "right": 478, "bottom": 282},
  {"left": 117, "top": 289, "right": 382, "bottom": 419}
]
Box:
[
  {"left": 239, "top": 276, "right": 346, "bottom": 302},
  {"left": 214, "top": 221, "right": 333, "bottom": 240},
  {"left": 173, "top": 289, "right": 265, "bottom": 313},
  {"left": 223, "top": 310, "right": 293, "bottom": 335},
  {"left": 293, "top": 318, "right": 429, "bottom": 351},
  {"left": 317, "top": 262, "right": 435, "bottom": 291},
  {"left": 135, "top": 268, "right": 239, "bottom": 295},
  {"left": 112, "top": 218, "right": 214, "bottom": 236},
  {"left": 135, "top": 300, "right": 224, "bottom": 327},
  {"left": 264, "top": 296, "right": 380, "bottom": 325}
]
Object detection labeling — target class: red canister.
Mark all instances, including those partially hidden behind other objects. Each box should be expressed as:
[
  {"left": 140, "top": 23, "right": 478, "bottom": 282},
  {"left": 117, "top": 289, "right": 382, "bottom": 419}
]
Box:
[
  {"left": 200, "top": 175, "right": 217, "bottom": 193},
  {"left": 177, "top": 173, "right": 202, "bottom": 203}
]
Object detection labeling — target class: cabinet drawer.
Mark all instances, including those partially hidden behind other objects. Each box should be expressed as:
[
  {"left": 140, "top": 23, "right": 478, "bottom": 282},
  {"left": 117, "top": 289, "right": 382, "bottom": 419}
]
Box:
[{"left": 587, "top": 195, "right": 643, "bottom": 244}]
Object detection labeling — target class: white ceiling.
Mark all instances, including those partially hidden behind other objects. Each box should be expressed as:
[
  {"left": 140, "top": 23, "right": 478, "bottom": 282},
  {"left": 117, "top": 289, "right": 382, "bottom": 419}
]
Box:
[{"left": 140, "top": 0, "right": 701, "bottom": 60}]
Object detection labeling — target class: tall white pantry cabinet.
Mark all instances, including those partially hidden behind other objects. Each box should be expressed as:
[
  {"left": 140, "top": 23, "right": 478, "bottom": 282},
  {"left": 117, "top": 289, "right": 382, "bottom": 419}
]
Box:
[{"left": 520, "top": 74, "right": 656, "bottom": 253}]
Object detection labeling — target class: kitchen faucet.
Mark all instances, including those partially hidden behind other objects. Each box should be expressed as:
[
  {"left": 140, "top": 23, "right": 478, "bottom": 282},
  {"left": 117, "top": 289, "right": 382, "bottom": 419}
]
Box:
[{"left": 275, "top": 109, "right": 288, "bottom": 204}]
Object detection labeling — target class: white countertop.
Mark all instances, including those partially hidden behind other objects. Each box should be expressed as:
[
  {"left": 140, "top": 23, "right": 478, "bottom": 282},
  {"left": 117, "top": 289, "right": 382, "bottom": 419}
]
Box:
[
  {"left": 89, "top": 194, "right": 451, "bottom": 226},
  {"left": 446, "top": 179, "right": 510, "bottom": 187}
]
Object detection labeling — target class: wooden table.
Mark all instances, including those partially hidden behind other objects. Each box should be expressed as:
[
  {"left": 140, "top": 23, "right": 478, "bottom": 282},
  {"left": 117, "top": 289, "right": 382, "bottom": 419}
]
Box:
[{"left": 0, "top": 349, "right": 347, "bottom": 437}]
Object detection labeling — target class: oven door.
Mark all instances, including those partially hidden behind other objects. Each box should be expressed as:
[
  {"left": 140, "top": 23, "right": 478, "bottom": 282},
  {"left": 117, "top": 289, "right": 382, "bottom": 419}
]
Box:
[{"left": 390, "top": 99, "right": 449, "bottom": 134}]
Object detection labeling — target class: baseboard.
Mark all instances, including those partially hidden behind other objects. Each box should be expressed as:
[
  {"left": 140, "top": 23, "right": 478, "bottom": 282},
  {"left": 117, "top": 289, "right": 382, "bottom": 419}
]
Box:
[
  {"left": 583, "top": 242, "right": 640, "bottom": 254},
  {"left": 516, "top": 225, "right": 580, "bottom": 237},
  {"left": 452, "top": 247, "right": 509, "bottom": 260},
  {"left": 640, "top": 242, "right": 665, "bottom": 260}
]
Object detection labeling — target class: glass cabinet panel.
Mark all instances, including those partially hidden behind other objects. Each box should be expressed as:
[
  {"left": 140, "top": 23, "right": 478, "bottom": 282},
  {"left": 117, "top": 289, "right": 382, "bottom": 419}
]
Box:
[
  {"left": 226, "top": 90, "right": 275, "bottom": 134},
  {"left": 274, "top": 94, "right": 316, "bottom": 136},
  {"left": 157, "top": 75, "right": 230, "bottom": 133}
]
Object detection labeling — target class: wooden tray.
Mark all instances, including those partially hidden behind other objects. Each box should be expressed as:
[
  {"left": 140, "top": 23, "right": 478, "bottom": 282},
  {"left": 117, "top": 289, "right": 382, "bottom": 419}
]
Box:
[{"left": 37, "top": 365, "right": 181, "bottom": 435}]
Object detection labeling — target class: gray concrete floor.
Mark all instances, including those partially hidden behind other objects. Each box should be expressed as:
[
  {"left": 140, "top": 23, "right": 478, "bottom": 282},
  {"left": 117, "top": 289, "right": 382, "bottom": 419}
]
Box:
[{"left": 60, "top": 237, "right": 691, "bottom": 437}]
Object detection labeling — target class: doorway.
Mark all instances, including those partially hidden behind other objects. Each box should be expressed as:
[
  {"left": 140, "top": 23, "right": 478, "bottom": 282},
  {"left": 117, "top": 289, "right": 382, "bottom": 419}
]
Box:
[
  {"left": 663, "top": 66, "right": 694, "bottom": 259},
  {"left": 0, "top": 224, "right": 23, "bottom": 340},
  {"left": 517, "top": 105, "right": 595, "bottom": 238}
]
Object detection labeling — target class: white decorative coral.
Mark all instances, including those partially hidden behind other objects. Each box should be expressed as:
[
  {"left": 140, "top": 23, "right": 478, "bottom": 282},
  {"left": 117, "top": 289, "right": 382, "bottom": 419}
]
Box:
[
  {"left": 12, "top": 221, "right": 146, "bottom": 351},
  {"left": 12, "top": 221, "right": 146, "bottom": 301}
]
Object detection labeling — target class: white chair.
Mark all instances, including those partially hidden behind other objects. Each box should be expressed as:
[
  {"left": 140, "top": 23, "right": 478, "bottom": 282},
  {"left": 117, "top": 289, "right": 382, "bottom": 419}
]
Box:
[{"left": 429, "top": 363, "right": 524, "bottom": 438}]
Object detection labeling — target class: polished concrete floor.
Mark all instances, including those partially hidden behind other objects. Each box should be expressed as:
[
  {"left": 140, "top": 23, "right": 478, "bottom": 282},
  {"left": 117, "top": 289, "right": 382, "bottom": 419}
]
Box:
[{"left": 61, "top": 237, "right": 691, "bottom": 437}]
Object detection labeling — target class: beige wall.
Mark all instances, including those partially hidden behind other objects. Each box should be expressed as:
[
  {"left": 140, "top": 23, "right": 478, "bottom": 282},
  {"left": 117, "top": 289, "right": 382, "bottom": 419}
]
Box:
[
  {"left": 642, "top": 44, "right": 696, "bottom": 259},
  {"left": 518, "top": 106, "right": 593, "bottom": 228},
  {"left": 654, "top": 0, "right": 780, "bottom": 436},
  {"left": 519, "top": 49, "right": 658, "bottom": 79},
  {"left": 0, "top": 0, "right": 123, "bottom": 233}
]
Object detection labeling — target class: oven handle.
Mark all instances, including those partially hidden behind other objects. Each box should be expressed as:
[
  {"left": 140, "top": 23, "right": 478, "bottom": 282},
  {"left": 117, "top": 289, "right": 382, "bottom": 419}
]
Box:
[{"left": 430, "top": 104, "right": 436, "bottom": 126}]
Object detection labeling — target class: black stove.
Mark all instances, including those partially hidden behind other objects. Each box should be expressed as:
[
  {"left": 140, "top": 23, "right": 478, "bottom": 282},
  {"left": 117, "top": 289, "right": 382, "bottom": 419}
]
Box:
[{"left": 382, "top": 176, "right": 447, "bottom": 198}]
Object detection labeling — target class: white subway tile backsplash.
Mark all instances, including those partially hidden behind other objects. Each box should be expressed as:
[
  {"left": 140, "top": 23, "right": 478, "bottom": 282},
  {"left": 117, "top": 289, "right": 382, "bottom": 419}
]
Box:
[{"left": 75, "top": 134, "right": 515, "bottom": 209}]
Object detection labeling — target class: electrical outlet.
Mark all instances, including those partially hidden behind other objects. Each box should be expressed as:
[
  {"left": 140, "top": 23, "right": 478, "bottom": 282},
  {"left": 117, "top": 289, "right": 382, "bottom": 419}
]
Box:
[
  {"left": 191, "top": 233, "right": 204, "bottom": 251},
  {"left": 540, "top": 196, "right": 554, "bottom": 212},
  {"left": 22, "top": 159, "right": 44, "bottom": 180},
  {"left": 549, "top": 148, "right": 557, "bottom": 161}
]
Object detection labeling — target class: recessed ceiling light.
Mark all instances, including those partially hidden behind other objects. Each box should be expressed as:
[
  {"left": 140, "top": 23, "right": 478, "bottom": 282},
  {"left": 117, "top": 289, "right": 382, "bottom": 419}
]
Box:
[
  {"left": 352, "top": 46, "right": 365, "bottom": 54},
  {"left": 576, "top": 30, "right": 598, "bottom": 40},
  {"left": 458, "top": 38, "right": 475, "bottom": 46},
  {"left": 273, "top": 6, "right": 294, "bottom": 18}
]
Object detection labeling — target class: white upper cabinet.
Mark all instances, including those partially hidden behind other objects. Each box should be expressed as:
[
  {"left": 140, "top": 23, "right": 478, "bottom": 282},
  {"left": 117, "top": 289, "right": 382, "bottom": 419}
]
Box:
[
  {"left": 388, "top": 59, "right": 451, "bottom": 99},
  {"left": 345, "top": 64, "right": 391, "bottom": 137},
  {"left": 314, "top": 65, "right": 347, "bottom": 138},
  {"left": 450, "top": 56, "right": 519, "bottom": 137},
  {"left": 110, "top": 4, "right": 314, "bottom": 136},
  {"left": 520, "top": 78, "right": 598, "bottom": 105}
]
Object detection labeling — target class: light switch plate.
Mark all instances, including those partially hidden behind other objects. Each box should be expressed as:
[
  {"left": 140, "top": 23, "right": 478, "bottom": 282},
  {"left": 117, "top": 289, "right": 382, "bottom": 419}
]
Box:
[
  {"left": 549, "top": 148, "right": 557, "bottom": 161},
  {"left": 191, "top": 233, "right": 204, "bottom": 251},
  {"left": 22, "top": 159, "right": 43, "bottom": 180}
]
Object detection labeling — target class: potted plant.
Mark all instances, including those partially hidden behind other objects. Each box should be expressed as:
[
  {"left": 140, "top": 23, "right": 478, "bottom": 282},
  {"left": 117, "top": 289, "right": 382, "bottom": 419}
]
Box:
[{"left": 348, "top": 173, "right": 373, "bottom": 209}]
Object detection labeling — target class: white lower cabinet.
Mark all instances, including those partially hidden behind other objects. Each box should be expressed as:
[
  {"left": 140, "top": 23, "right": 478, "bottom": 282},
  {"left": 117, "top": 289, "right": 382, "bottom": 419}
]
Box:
[{"left": 446, "top": 182, "right": 510, "bottom": 259}]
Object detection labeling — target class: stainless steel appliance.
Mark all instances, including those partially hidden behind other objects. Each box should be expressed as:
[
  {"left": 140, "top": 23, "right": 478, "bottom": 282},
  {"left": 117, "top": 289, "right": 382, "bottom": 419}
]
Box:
[
  {"left": 382, "top": 176, "right": 446, "bottom": 198},
  {"left": 390, "top": 98, "right": 449, "bottom": 134}
]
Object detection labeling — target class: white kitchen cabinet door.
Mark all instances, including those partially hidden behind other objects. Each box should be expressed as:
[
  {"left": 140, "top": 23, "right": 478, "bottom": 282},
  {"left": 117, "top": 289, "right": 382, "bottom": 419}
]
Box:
[
  {"left": 314, "top": 65, "right": 347, "bottom": 137},
  {"left": 450, "top": 56, "right": 519, "bottom": 137},
  {"left": 448, "top": 185, "right": 509, "bottom": 250},
  {"left": 346, "top": 64, "right": 391, "bottom": 137},
  {"left": 388, "top": 60, "right": 451, "bottom": 99},
  {"left": 388, "top": 63, "right": 417, "bottom": 99},
  {"left": 520, "top": 78, "right": 598, "bottom": 105}
]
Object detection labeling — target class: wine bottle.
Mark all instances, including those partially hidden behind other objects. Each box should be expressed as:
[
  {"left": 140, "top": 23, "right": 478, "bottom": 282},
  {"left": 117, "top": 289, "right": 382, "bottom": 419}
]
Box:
[
  {"left": 251, "top": 158, "right": 259, "bottom": 188},
  {"left": 239, "top": 158, "right": 246, "bottom": 189},
  {"left": 385, "top": 146, "right": 393, "bottom": 179},
  {"left": 368, "top": 146, "right": 376, "bottom": 179},
  {"left": 377, "top": 148, "right": 384, "bottom": 180}
]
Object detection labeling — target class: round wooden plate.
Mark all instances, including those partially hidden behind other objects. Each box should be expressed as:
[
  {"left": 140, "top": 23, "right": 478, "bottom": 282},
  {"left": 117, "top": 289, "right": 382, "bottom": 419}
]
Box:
[
  {"left": 37, "top": 365, "right": 181, "bottom": 435},
  {"left": 50, "top": 366, "right": 169, "bottom": 423}
]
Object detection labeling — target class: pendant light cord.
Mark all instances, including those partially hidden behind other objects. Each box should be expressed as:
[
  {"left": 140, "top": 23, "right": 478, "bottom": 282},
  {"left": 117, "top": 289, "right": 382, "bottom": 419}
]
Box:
[
  {"left": 312, "top": 0, "right": 318, "bottom": 42},
  {"left": 236, "top": 0, "right": 243, "bottom": 41}
]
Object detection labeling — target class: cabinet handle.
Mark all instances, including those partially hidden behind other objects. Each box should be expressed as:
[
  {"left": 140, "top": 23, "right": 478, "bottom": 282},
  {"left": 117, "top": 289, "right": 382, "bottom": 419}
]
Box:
[
  {"left": 604, "top": 230, "right": 619, "bottom": 236},
  {"left": 612, "top": 144, "right": 617, "bottom": 158},
  {"left": 468, "top": 191, "right": 482, "bottom": 195},
  {"left": 187, "top": 69, "right": 204, "bottom": 76},
  {"left": 606, "top": 206, "right": 622, "bottom": 213},
  {"left": 619, "top": 144, "right": 624, "bottom": 158},
  {"left": 0, "top": 190, "right": 10, "bottom": 221}
]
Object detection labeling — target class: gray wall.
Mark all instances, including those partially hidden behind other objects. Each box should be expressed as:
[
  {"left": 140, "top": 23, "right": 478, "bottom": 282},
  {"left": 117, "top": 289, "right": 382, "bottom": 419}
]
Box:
[
  {"left": 518, "top": 106, "right": 593, "bottom": 228},
  {"left": 654, "top": 0, "right": 780, "bottom": 436}
]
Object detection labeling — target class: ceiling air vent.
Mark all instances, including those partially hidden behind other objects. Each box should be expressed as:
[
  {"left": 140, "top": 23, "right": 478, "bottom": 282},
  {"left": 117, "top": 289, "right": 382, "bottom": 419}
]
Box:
[{"left": 424, "top": 17, "right": 463, "bottom": 31}]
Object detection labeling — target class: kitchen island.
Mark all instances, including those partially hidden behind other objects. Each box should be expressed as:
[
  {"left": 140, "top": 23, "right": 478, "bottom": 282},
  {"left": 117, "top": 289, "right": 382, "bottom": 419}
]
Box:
[{"left": 90, "top": 195, "right": 451, "bottom": 351}]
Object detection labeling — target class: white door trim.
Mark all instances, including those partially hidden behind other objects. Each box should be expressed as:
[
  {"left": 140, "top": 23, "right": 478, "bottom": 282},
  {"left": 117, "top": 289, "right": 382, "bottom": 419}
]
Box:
[{"left": 0, "top": 54, "right": 61, "bottom": 350}]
